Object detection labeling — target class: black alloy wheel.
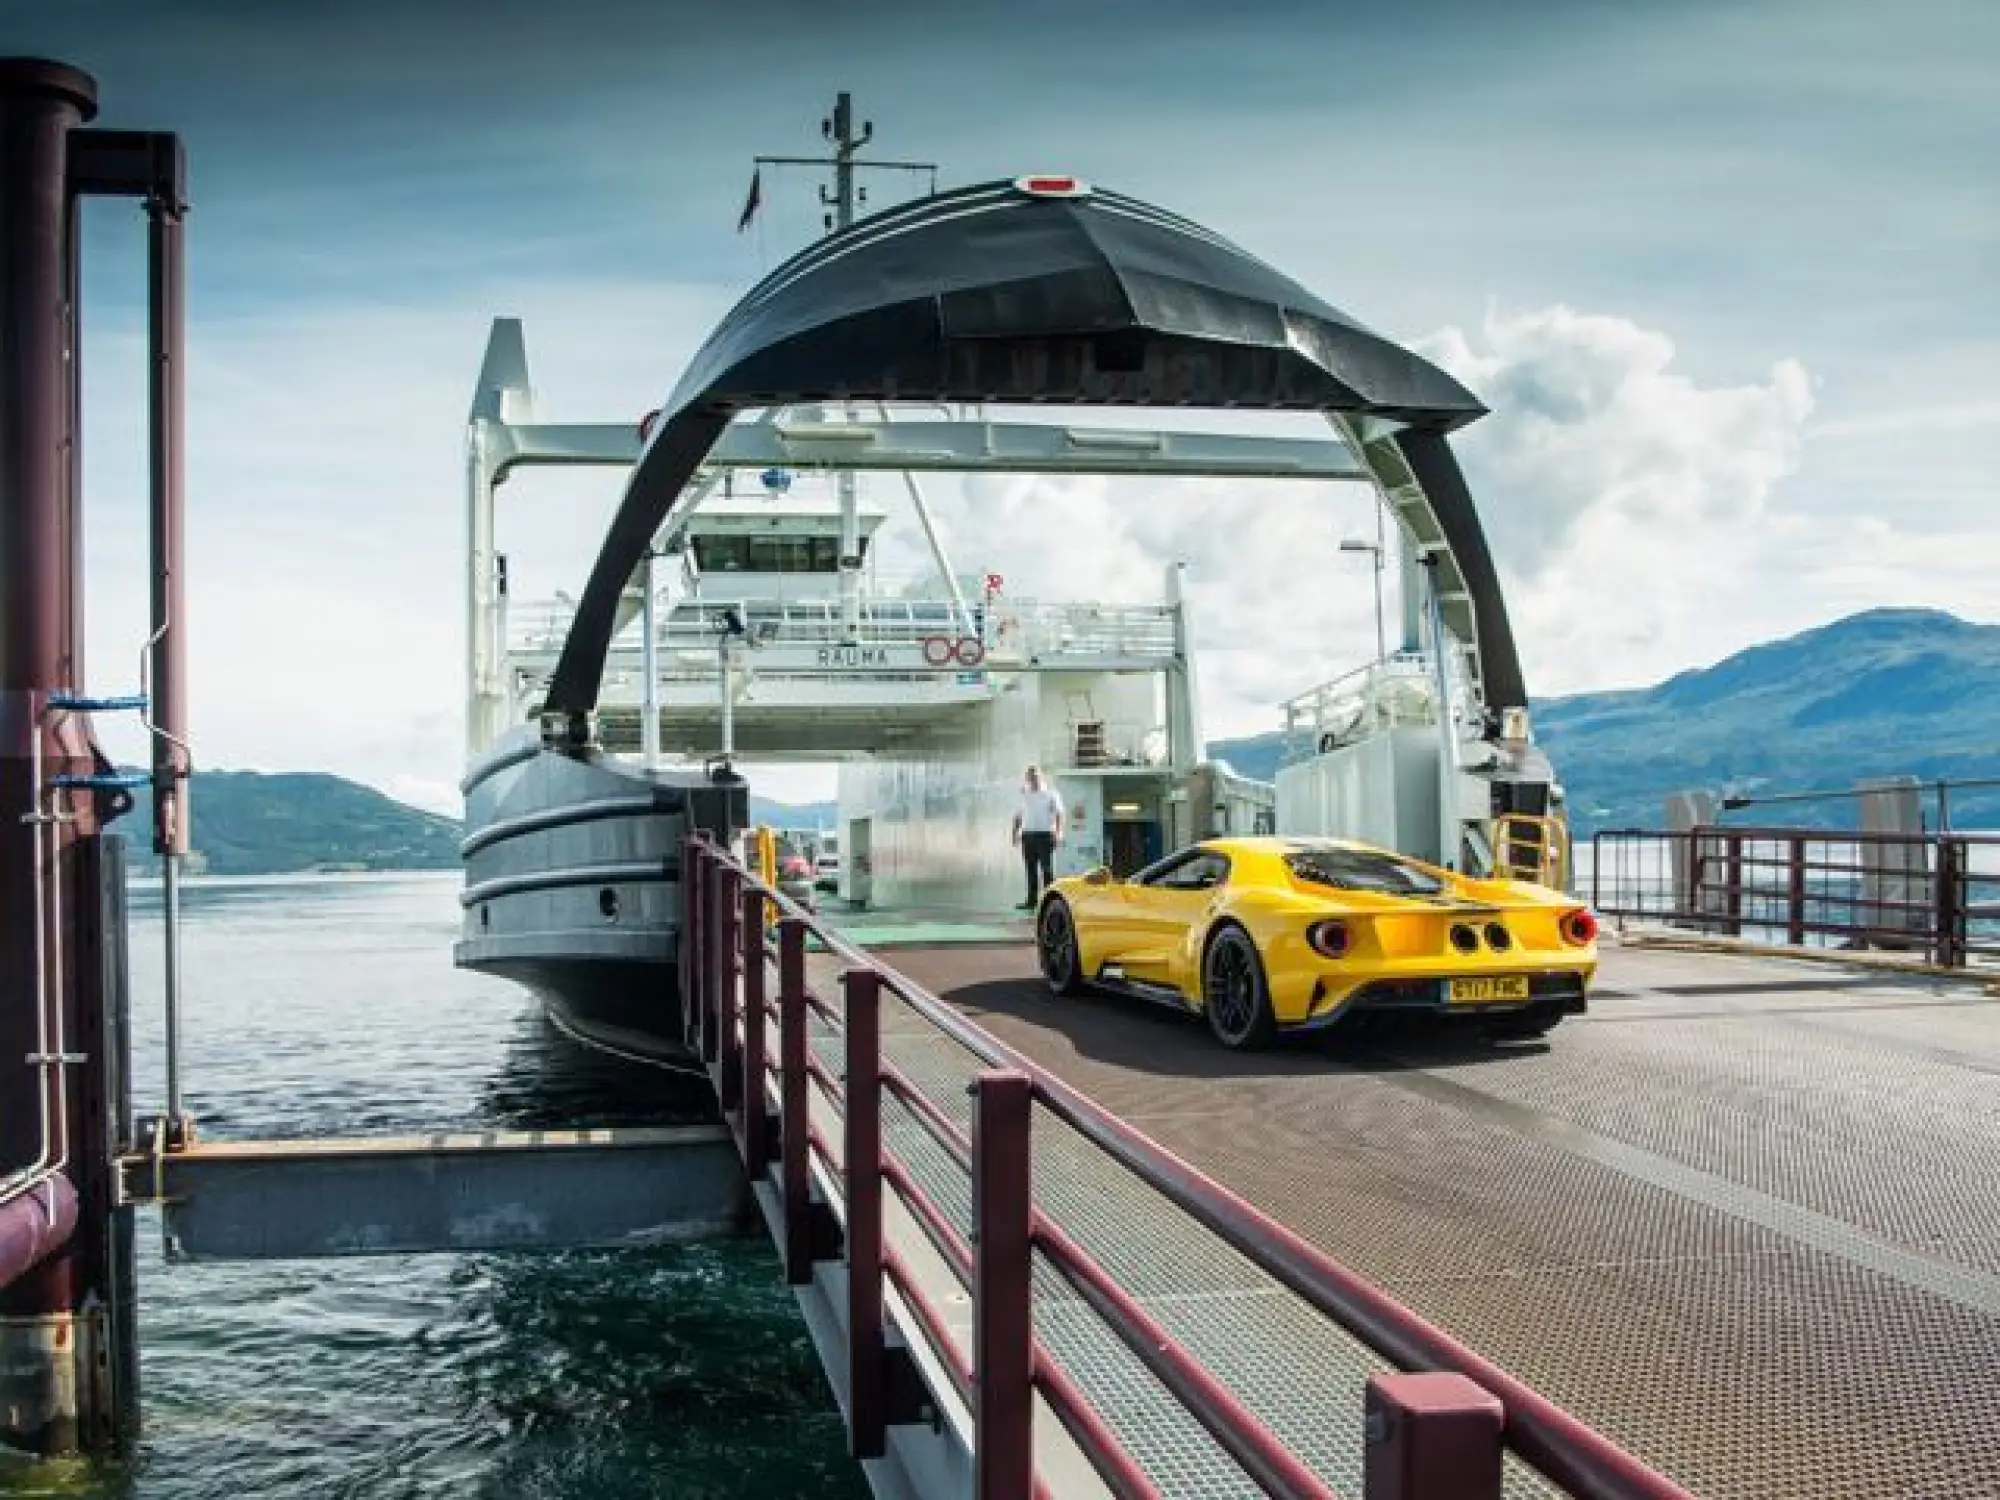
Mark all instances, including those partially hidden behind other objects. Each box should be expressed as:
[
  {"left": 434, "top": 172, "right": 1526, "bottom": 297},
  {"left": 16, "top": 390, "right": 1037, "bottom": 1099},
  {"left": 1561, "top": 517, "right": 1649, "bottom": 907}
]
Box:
[
  {"left": 1038, "top": 898, "right": 1087, "bottom": 996},
  {"left": 1202, "top": 925, "right": 1276, "bottom": 1050}
]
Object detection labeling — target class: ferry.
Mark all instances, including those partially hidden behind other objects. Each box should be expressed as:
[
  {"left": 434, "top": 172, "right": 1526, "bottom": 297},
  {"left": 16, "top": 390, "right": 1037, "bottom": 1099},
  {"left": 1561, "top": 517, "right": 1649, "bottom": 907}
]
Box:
[{"left": 453, "top": 99, "right": 1565, "bottom": 1061}]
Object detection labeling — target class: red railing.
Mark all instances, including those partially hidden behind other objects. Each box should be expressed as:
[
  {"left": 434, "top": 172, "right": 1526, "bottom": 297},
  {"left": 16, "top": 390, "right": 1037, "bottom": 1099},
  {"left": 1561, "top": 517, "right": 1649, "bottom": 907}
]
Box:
[
  {"left": 1590, "top": 826, "right": 2000, "bottom": 968},
  {"left": 681, "top": 835, "right": 1694, "bottom": 1500}
]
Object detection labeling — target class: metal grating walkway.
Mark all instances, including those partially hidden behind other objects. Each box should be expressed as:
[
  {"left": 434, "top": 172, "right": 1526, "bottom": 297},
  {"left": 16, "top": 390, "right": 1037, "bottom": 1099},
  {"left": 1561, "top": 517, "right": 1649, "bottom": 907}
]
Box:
[
  {"left": 847, "top": 938, "right": 2000, "bottom": 1499},
  {"left": 808, "top": 955, "right": 1565, "bottom": 1497}
]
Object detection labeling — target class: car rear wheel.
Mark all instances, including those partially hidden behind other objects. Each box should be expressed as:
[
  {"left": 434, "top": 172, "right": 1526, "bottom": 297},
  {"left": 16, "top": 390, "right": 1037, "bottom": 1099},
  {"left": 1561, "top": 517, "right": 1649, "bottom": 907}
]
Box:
[
  {"left": 1202, "top": 925, "right": 1275, "bottom": 1051},
  {"left": 1038, "top": 898, "right": 1088, "bottom": 996}
]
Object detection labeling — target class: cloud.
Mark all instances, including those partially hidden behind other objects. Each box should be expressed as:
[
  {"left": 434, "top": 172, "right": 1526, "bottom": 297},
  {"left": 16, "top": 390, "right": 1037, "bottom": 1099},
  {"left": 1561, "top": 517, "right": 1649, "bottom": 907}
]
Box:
[
  {"left": 864, "top": 457, "right": 1394, "bottom": 745},
  {"left": 1420, "top": 306, "right": 1820, "bottom": 694},
  {"left": 861, "top": 303, "right": 1844, "bottom": 740}
]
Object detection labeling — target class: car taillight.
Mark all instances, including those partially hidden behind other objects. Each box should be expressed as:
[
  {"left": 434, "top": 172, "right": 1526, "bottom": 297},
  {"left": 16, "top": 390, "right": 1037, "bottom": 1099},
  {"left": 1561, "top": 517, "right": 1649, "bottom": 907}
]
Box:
[
  {"left": 1307, "top": 920, "right": 1350, "bottom": 959},
  {"left": 1560, "top": 908, "right": 1599, "bottom": 946}
]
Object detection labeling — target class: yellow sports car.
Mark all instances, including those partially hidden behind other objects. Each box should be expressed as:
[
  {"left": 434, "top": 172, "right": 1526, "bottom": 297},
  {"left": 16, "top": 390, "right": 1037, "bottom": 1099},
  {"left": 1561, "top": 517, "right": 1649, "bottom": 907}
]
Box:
[{"left": 1035, "top": 836, "right": 1597, "bottom": 1049}]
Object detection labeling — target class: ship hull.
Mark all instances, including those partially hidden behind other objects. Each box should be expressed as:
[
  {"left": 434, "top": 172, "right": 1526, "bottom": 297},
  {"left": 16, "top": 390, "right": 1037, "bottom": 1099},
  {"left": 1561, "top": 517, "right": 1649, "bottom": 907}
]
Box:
[
  {"left": 467, "top": 952, "right": 692, "bottom": 1064},
  {"left": 455, "top": 728, "right": 746, "bottom": 1066}
]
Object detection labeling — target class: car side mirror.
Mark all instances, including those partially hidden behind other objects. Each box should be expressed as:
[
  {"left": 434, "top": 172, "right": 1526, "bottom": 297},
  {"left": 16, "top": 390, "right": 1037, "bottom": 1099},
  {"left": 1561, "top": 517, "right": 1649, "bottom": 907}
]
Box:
[{"left": 1083, "top": 865, "right": 1115, "bottom": 886}]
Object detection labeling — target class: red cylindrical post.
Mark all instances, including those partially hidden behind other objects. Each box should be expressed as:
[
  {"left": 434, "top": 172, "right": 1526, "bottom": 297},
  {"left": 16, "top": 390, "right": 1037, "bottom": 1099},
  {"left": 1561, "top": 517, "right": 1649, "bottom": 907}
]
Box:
[
  {"left": 842, "top": 967, "right": 885, "bottom": 1458},
  {"left": 739, "top": 885, "right": 768, "bottom": 1177},
  {"left": 713, "top": 863, "right": 741, "bottom": 1082},
  {"left": 1786, "top": 837, "right": 1807, "bottom": 946},
  {"left": 0, "top": 56, "right": 99, "bottom": 1457},
  {"left": 778, "top": 918, "right": 811, "bottom": 1283},
  {"left": 708, "top": 856, "right": 732, "bottom": 1072},
  {"left": 1934, "top": 838, "right": 1964, "bottom": 968},
  {"left": 973, "top": 1069, "right": 1036, "bottom": 1500},
  {"left": 1722, "top": 832, "right": 1743, "bottom": 938},
  {"left": 1364, "top": 1372, "right": 1504, "bottom": 1500},
  {"left": 680, "top": 839, "right": 704, "bottom": 1041}
]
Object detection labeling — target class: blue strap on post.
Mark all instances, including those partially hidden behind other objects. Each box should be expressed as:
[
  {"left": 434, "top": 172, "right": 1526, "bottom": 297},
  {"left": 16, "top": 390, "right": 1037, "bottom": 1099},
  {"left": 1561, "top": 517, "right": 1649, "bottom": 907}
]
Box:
[
  {"left": 46, "top": 692, "right": 150, "bottom": 713},
  {"left": 49, "top": 771, "right": 154, "bottom": 792}
]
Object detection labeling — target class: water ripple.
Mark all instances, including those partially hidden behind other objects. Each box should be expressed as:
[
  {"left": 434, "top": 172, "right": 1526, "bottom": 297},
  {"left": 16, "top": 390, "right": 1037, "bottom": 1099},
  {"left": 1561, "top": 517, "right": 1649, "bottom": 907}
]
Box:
[{"left": 1, "top": 874, "right": 865, "bottom": 1499}]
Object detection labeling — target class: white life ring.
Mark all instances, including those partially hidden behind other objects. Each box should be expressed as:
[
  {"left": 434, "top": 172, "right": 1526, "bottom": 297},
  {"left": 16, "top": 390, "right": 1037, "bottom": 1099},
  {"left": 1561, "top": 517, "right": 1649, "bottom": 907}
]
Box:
[{"left": 922, "top": 635, "right": 956, "bottom": 667}]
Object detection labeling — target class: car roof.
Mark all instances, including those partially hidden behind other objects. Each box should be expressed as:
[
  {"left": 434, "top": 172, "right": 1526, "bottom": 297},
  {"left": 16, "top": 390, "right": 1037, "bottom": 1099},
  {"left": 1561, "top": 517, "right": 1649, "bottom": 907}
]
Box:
[{"left": 1200, "top": 835, "right": 1392, "bottom": 857}]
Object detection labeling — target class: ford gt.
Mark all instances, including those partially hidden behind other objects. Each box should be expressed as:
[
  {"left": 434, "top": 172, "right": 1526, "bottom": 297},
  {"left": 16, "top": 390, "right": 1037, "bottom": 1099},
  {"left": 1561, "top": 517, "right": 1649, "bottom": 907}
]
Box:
[{"left": 1034, "top": 836, "right": 1597, "bottom": 1049}]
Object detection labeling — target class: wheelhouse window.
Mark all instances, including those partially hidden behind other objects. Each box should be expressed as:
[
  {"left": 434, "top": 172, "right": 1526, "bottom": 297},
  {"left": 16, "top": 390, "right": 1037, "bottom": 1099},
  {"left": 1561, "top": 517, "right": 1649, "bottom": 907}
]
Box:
[
  {"left": 692, "top": 535, "right": 748, "bottom": 571},
  {"left": 690, "top": 533, "right": 859, "bottom": 573},
  {"left": 1284, "top": 845, "right": 1445, "bottom": 897}
]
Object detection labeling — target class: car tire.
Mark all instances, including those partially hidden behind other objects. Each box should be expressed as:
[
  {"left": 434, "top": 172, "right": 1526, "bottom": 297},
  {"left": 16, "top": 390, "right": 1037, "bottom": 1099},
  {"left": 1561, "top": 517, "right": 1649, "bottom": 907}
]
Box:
[
  {"left": 1202, "top": 925, "right": 1276, "bottom": 1051},
  {"left": 1037, "top": 897, "right": 1088, "bottom": 996}
]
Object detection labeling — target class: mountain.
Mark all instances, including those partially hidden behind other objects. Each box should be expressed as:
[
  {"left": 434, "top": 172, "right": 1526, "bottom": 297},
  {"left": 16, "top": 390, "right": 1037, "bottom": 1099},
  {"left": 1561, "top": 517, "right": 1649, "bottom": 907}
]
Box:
[
  {"left": 120, "top": 771, "right": 462, "bottom": 877},
  {"left": 114, "top": 771, "right": 838, "bottom": 878},
  {"left": 1209, "top": 608, "right": 2000, "bottom": 837}
]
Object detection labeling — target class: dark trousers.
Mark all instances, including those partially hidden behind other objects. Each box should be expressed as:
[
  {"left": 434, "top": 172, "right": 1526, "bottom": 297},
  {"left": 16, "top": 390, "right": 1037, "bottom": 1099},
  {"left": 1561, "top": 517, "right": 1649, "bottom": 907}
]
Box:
[{"left": 1021, "top": 831, "right": 1055, "bottom": 903}]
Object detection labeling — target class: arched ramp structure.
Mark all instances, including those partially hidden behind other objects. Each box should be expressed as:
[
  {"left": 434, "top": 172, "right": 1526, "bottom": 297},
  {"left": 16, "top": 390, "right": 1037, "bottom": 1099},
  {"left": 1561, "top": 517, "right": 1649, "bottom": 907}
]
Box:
[{"left": 539, "top": 178, "right": 1526, "bottom": 728}]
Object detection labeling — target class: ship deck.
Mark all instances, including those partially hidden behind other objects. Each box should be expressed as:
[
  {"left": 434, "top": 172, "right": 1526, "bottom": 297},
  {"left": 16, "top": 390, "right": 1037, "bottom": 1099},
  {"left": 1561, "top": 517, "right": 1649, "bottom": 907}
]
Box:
[{"left": 812, "top": 924, "right": 2000, "bottom": 1498}]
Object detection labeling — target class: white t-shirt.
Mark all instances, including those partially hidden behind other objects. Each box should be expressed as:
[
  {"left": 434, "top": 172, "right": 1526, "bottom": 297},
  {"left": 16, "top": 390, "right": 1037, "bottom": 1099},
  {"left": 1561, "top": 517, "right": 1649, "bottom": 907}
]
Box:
[{"left": 1018, "top": 785, "right": 1064, "bottom": 835}]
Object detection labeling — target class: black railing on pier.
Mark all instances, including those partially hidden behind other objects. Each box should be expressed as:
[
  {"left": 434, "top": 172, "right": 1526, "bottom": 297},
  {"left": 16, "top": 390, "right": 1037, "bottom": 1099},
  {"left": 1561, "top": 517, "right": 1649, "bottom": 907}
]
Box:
[{"left": 1589, "top": 827, "right": 2000, "bottom": 968}]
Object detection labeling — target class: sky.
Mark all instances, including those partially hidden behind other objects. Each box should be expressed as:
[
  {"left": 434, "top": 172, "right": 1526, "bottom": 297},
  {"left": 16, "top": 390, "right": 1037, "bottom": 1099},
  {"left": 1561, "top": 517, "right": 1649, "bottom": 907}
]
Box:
[{"left": 8, "top": 0, "right": 1996, "bottom": 812}]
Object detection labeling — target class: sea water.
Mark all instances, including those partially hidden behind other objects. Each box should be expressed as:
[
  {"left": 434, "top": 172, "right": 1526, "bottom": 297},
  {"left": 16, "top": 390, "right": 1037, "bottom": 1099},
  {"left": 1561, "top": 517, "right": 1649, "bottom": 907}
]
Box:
[{"left": 0, "top": 872, "right": 867, "bottom": 1500}]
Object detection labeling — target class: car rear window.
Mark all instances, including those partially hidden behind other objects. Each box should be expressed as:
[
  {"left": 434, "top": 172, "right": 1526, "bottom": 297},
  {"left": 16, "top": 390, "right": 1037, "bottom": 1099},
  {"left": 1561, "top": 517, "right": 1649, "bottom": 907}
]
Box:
[{"left": 1284, "top": 847, "right": 1446, "bottom": 897}]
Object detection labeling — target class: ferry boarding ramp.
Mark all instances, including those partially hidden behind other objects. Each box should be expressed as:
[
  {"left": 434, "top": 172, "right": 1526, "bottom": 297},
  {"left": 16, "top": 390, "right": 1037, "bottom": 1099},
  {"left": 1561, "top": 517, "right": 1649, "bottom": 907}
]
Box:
[{"left": 676, "top": 838, "right": 2000, "bottom": 1500}]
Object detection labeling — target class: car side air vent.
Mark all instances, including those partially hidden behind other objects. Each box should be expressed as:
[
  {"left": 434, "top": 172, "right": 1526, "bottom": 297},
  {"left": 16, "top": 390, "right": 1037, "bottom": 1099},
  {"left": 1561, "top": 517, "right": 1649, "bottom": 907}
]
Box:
[
  {"left": 1450, "top": 924, "right": 1480, "bottom": 954},
  {"left": 1484, "top": 923, "right": 1513, "bottom": 952}
]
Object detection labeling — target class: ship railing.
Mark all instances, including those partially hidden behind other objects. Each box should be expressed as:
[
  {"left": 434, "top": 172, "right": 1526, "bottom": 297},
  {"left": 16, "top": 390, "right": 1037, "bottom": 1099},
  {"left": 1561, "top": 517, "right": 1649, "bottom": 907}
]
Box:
[
  {"left": 985, "top": 602, "right": 1179, "bottom": 662},
  {"left": 1278, "top": 652, "right": 1457, "bottom": 761},
  {"left": 680, "top": 835, "right": 1696, "bottom": 1500},
  {"left": 1588, "top": 826, "right": 2000, "bottom": 969},
  {"left": 507, "top": 596, "right": 1183, "bottom": 665}
]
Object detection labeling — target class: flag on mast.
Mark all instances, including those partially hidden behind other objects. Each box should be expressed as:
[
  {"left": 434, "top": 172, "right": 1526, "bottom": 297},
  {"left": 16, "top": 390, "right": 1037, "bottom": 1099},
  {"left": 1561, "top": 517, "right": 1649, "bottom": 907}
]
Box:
[{"left": 736, "top": 167, "right": 763, "bottom": 233}]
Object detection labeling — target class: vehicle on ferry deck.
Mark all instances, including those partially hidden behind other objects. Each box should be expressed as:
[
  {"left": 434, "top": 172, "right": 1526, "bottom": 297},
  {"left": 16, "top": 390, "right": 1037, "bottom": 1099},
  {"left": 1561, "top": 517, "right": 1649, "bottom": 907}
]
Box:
[{"left": 1034, "top": 837, "right": 1597, "bottom": 1050}]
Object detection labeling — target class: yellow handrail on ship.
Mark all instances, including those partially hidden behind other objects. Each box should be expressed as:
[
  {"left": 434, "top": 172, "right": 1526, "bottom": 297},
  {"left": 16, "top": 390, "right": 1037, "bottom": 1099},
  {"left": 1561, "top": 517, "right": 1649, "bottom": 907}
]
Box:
[
  {"left": 1494, "top": 812, "right": 1566, "bottom": 889},
  {"left": 755, "top": 826, "right": 779, "bottom": 929}
]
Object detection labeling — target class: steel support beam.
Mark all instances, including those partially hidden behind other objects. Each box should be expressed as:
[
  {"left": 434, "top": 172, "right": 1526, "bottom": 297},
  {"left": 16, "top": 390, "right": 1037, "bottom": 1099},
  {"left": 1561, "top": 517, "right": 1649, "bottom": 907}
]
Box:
[
  {"left": 125, "top": 1127, "right": 747, "bottom": 1260},
  {"left": 484, "top": 416, "right": 1370, "bottom": 484}
]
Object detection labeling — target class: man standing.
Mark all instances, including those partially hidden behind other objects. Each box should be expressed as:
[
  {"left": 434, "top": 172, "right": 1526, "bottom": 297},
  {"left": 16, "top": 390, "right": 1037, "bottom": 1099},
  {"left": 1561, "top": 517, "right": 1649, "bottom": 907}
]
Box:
[{"left": 1011, "top": 766, "right": 1065, "bottom": 910}]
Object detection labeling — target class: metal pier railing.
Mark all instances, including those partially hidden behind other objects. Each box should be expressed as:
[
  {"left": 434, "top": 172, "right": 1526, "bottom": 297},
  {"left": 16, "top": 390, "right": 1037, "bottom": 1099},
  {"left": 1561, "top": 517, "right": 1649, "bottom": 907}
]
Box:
[
  {"left": 1589, "top": 826, "right": 2000, "bottom": 969},
  {"left": 680, "top": 836, "right": 1693, "bottom": 1500}
]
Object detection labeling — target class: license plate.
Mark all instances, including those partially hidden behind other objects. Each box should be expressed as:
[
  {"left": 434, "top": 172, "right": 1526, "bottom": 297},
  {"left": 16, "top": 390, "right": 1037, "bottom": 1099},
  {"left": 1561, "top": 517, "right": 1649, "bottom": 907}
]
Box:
[{"left": 1448, "top": 976, "right": 1530, "bottom": 1005}]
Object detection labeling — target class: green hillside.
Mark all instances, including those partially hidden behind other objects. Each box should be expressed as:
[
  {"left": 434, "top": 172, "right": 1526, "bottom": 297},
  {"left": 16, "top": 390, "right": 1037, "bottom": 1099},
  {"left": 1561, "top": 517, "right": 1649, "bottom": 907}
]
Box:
[
  {"left": 1210, "top": 608, "right": 2000, "bottom": 837},
  {"left": 117, "top": 771, "right": 835, "bottom": 878},
  {"left": 121, "top": 772, "right": 462, "bottom": 877}
]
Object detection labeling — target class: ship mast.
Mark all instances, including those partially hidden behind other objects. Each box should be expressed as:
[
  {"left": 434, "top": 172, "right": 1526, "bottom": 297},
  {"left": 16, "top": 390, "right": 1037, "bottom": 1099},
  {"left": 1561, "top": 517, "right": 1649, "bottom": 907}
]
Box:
[
  {"left": 826, "top": 96, "right": 869, "bottom": 641},
  {"left": 753, "top": 95, "right": 936, "bottom": 641}
]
